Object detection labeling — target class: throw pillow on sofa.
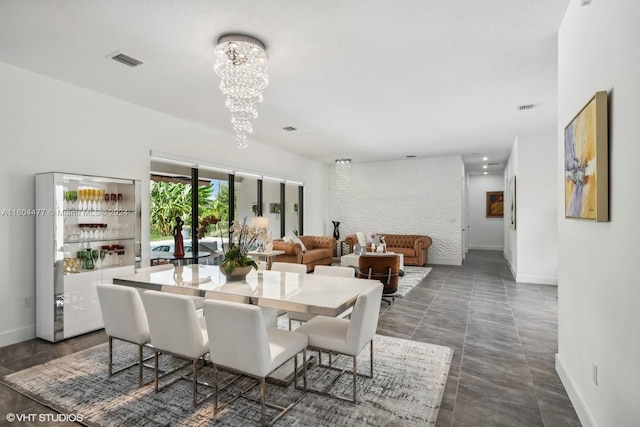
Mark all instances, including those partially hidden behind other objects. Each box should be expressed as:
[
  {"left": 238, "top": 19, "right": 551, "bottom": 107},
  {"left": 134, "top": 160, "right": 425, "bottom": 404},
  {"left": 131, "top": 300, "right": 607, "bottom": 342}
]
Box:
[
  {"left": 356, "top": 231, "right": 367, "bottom": 247},
  {"left": 283, "top": 235, "right": 307, "bottom": 253}
]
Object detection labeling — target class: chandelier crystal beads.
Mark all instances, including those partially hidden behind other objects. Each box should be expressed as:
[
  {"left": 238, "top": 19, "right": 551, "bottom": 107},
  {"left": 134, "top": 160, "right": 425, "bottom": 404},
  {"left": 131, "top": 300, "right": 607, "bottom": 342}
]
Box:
[{"left": 214, "top": 34, "right": 269, "bottom": 148}]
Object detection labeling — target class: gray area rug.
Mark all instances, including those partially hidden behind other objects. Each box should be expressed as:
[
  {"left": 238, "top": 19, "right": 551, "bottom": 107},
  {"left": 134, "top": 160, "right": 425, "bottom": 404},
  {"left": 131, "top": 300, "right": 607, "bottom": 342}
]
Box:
[
  {"left": 3, "top": 334, "right": 452, "bottom": 426},
  {"left": 396, "top": 266, "right": 432, "bottom": 297}
]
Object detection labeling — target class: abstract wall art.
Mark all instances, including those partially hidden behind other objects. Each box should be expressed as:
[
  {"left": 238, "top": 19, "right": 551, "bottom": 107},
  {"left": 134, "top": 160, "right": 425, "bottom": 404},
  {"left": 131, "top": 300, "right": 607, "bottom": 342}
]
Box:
[{"left": 564, "top": 91, "right": 609, "bottom": 221}]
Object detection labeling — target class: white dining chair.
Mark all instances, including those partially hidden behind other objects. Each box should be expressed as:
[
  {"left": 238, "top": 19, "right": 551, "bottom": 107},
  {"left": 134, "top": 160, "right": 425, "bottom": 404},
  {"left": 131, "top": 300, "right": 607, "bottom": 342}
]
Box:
[
  {"left": 142, "top": 290, "right": 210, "bottom": 406},
  {"left": 96, "top": 283, "right": 151, "bottom": 387},
  {"left": 312, "top": 265, "right": 356, "bottom": 277},
  {"left": 203, "top": 299, "right": 308, "bottom": 426},
  {"left": 270, "top": 262, "right": 307, "bottom": 325},
  {"left": 288, "top": 265, "right": 356, "bottom": 330},
  {"left": 270, "top": 262, "right": 307, "bottom": 274},
  {"left": 296, "top": 282, "right": 383, "bottom": 403}
]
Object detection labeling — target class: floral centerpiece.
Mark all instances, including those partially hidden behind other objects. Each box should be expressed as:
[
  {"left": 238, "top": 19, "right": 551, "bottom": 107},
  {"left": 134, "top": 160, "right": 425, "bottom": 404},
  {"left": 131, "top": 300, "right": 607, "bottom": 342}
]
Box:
[{"left": 220, "top": 218, "right": 266, "bottom": 279}]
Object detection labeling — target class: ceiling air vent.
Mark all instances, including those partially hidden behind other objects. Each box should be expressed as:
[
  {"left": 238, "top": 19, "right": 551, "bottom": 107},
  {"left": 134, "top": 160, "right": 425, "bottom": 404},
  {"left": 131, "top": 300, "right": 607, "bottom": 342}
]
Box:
[
  {"left": 283, "top": 126, "right": 297, "bottom": 132},
  {"left": 517, "top": 104, "right": 536, "bottom": 111},
  {"left": 487, "top": 162, "right": 502, "bottom": 166},
  {"left": 111, "top": 53, "right": 143, "bottom": 68}
]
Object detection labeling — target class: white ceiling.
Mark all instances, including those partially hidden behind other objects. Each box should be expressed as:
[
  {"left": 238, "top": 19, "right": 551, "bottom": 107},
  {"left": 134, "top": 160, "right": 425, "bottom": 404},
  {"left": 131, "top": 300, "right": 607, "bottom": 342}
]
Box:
[{"left": 0, "top": 0, "right": 569, "bottom": 175}]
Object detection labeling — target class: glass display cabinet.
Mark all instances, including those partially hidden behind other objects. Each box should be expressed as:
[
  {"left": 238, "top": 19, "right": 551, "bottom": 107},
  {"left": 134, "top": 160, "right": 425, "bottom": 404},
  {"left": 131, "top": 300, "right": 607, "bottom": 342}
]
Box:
[{"left": 35, "top": 172, "right": 141, "bottom": 342}]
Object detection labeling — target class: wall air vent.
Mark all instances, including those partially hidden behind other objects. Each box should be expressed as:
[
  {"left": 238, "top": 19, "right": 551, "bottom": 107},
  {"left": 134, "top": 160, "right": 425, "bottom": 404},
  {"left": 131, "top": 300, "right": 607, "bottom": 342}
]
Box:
[
  {"left": 283, "top": 126, "right": 297, "bottom": 132},
  {"left": 517, "top": 104, "right": 536, "bottom": 111},
  {"left": 111, "top": 53, "right": 143, "bottom": 68}
]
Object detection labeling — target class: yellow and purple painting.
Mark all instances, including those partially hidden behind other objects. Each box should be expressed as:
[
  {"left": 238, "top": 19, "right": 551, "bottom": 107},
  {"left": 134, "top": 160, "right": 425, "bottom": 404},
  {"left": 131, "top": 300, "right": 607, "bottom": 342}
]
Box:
[{"left": 564, "top": 97, "right": 599, "bottom": 220}]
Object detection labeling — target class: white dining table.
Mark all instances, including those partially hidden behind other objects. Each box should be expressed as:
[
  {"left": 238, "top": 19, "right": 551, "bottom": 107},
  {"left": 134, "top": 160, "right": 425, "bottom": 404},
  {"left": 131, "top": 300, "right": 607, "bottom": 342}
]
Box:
[{"left": 113, "top": 264, "right": 377, "bottom": 317}]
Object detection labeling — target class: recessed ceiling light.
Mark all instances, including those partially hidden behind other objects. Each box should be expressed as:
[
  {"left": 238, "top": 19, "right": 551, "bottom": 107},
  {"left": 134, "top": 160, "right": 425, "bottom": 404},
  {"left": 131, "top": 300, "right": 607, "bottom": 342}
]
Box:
[
  {"left": 482, "top": 165, "right": 488, "bottom": 169},
  {"left": 482, "top": 157, "right": 488, "bottom": 161},
  {"left": 483, "top": 171, "right": 488, "bottom": 175}
]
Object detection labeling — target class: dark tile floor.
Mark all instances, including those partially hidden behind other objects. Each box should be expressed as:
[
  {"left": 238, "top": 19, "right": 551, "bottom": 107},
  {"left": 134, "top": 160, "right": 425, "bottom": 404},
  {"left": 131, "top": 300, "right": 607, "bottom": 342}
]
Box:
[
  {"left": 0, "top": 250, "right": 581, "bottom": 426},
  {"left": 377, "top": 250, "right": 581, "bottom": 426}
]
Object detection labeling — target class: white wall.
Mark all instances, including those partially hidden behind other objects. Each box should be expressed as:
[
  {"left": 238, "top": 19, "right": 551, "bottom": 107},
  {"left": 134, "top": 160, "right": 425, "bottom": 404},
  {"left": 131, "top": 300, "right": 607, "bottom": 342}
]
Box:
[
  {"left": 504, "top": 138, "right": 518, "bottom": 273},
  {"left": 504, "top": 129, "right": 558, "bottom": 285},
  {"left": 516, "top": 129, "right": 559, "bottom": 284},
  {"left": 468, "top": 174, "right": 504, "bottom": 250},
  {"left": 557, "top": 1, "right": 640, "bottom": 426},
  {"left": 0, "top": 61, "right": 328, "bottom": 347},
  {"left": 328, "top": 156, "right": 464, "bottom": 265}
]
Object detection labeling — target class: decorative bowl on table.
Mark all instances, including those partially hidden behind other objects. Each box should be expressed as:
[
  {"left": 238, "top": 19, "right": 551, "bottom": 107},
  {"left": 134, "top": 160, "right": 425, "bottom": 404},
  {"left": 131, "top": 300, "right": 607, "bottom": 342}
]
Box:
[{"left": 220, "top": 265, "right": 253, "bottom": 281}]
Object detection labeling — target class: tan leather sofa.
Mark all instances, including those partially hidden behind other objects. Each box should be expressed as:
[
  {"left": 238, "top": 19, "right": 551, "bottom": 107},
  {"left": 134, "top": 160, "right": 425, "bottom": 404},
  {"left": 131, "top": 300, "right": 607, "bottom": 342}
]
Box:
[
  {"left": 344, "top": 234, "right": 432, "bottom": 266},
  {"left": 272, "top": 236, "right": 336, "bottom": 272}
]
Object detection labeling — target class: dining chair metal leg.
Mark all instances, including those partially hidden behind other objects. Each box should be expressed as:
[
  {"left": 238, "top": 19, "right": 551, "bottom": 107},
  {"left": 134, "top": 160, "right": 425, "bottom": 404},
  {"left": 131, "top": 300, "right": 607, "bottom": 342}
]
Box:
[
  {"left": 370, "top": 340, "right": 374, "bottom": 377},
  {"left": 138, "top": 344, "right": 144, "bottom": 387},
  {"left": 108, "top": 337, "right": 113, "bottom": 376},
  {"left": 192, "top": 359, "right": 198, "bottom": 407},
  {"left": 352, "top": 356, "right": 357, "bottom": 404},
  {"left": 213, "top": 365, "right": 219, "bottom": 413},
  {"left": 154, "top": 350, "right": 160, "bottom": 392},
  {"left": 303, "top": 349, "right": 308, "bottom": 390},
  {"left": 260, "top": 377, "right": 266, "bottom": 426}
]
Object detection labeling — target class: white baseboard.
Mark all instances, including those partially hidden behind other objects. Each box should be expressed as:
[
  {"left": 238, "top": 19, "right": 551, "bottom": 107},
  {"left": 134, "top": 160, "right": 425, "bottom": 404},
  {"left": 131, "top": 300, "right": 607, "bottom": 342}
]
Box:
[
  {"left": 555, "top": 353, "right": 597, "bottom": 427},
  {"left": 515, "top": 273, "right": 557, "bottom": 285},
  {"left": 468, "top": 245, "right": 504, "bottom": 251},
  {"left": 506, "top": 254, "right": 516, "bottom": 278},
  {"left": 0, "top": 325, "right": 36, "bottom": 348}
]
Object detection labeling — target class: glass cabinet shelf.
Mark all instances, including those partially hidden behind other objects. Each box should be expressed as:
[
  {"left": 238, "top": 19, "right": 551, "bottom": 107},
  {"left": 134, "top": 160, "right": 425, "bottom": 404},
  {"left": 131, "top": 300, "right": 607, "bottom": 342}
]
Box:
[
  {"left": 64, "top": 237, "right": 135, "bottom": 244},
  {"left": 36, "top": 172, "right": 141, "bottom": 343}
]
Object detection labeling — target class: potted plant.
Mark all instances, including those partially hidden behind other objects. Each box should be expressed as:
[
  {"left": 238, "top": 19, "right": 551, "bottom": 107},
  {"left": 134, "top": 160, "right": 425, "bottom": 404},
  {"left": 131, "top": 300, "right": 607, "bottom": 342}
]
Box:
[{"left": 220, "top": 218, "right": 263, "bottom": 280}]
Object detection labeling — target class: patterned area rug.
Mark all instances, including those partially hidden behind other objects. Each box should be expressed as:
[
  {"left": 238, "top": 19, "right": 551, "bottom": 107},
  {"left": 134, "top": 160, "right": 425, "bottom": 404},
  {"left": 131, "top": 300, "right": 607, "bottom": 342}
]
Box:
[
  {"left": 397, "top": 266, "right": 432, "bottom": 297},
  {"left": 2, "top": 334, "right": 452, "bottom": 426}
]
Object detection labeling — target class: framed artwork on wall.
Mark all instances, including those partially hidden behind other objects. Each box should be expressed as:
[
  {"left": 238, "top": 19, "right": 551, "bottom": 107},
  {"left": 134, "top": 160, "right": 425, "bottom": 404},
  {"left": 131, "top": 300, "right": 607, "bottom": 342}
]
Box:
[
  {"left": 486, "top": 191, "right": 504, "bottom": 218},
  {"left": 564, "top": 91, "right": 609, "bottom": 221}
]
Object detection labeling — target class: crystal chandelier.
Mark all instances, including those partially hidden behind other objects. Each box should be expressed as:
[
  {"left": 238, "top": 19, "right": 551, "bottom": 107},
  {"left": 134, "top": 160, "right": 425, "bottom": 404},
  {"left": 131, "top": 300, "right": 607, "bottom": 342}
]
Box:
[{"left": 214, "top": 34, "right": 269, "bottom": 148}]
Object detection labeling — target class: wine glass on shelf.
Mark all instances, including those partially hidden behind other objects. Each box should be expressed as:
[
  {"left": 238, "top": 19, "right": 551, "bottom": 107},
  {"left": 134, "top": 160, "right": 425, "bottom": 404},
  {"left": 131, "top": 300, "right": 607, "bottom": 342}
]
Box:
[
  {"left": 117, "top": 248, "right": 125, "bottom": 266},
  {"left": 69, "top": 190, "right": 77, "bottom": 209},
  {"left": 110, "top": 193, "right": 117, "bottom": 206},
  {"left": 78, "top": 189, "right": 86, "bottom": 210},
  {"left": 99, "top": 249, "right": 106, "bottom": 269},
  {"left": 64, "top": 189, "right": 70, "bottom": 210},
  {"left": 91, "top": 249, "right": 99, "bottom": 269},
  {"left": 77, "top": 250, "right": 86, "bottom": 271},
  {"left": 107, "top": 245, "right": 115, "bottom": 267}
]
